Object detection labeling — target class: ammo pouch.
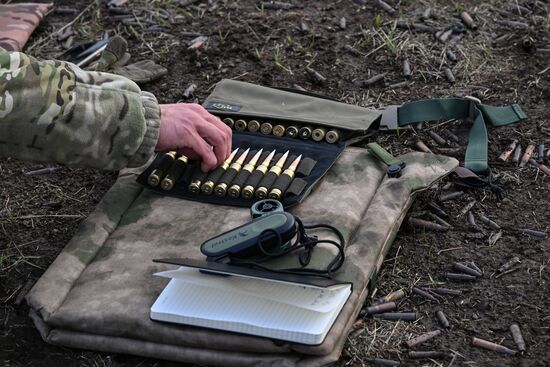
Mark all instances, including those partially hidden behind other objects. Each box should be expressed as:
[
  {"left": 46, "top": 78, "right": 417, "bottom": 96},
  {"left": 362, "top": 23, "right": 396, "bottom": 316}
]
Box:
[{"left": 137, "top": 79, "right": 380, "bottom": 208}]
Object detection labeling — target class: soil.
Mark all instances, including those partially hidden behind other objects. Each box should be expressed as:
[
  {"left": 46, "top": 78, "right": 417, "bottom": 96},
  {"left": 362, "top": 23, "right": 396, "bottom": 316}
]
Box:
[{"left": 1, "top": 0, "right": 549, "bottom": 366}]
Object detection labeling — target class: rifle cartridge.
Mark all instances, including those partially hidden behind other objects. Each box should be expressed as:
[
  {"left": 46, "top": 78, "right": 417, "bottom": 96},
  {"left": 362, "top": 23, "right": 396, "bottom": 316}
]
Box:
[
  {"left": 298, "top": 126, "right": 312, "bottom": 140},
  {"left": 285, "top": 125, "right": 299, "bottom": 138},
  {"left": 234, "top": 119, "right": 247, "bottom": 131},
  {"left": 272, "top": 124, "right": 286, "bottom": 137},
  {"left": 200, "top": 148, "right": 238, "bottom": 194},
  {"left": 241, "top": 150, "right": 275, "bottom": 199},
  {"left": 512, "top": 144, "right": 522, "bottom": 164},
  {"left": 260, "top": 122, "right": 273, "bottom": 135},
  {"left": 268, "top": 155, "right": 302, "bottom": 200},
  {"left": 311, "top": 127, "right": 326, "bottom": 141},
  {"left": 214, "top": 148, "right": 250, "bottom": 197},
  {"left": 325, "top": 129, "right": 341, "bottom": 144},
  {"left": 228, "top": 149, "right": 263, "bottom": 198},
  {"left": 255, "top": 151, "right": 289, "bottom": 199},
  {"left": 147, "top": 151, "right": 177, "bottom": 187},
  {"left": 222, "top": 117, "right": 234, "bottom": 129},
  {"left": 247, "top": 120, "right": 260, "bottom": 133},
  {"left": 160, "top": 154, "right": 189, "bottom": 191},
  {"left": 188, "top": 167, "right": 209, "bottom": 194}
]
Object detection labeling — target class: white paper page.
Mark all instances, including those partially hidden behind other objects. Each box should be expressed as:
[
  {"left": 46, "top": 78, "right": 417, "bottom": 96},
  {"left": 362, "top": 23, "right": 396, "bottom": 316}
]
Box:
[
  {"left": 155, "top": 267, "right": 349, "bottom": 313},
  {"left": 150, "top": 278, "right": 351, "bottom": 344}
]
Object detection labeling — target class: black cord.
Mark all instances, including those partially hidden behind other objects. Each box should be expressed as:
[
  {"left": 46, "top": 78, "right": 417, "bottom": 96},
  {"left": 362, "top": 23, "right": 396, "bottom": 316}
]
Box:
[{"left": 227, "top": 214, "right": 346, "bottom": 279}]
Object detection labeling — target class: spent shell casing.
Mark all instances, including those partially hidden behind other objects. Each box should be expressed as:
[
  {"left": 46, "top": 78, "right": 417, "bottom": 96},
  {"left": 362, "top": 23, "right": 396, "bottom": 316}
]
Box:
[
  {"left": 510, "top": 324, "right": 526, "bottom": 354},
  {"left": 478, "top": 214, "right": 500, "bottom": 230},
  {"left": 512, "top": 144, "right": 522, "bottom": 164},
  {"left": 520, "top": 228, "right": 546, "bottom": 238},
  {"left": 338, "top": 16, "right": 346, "bottom": 30},
  {"left": 272, "top": 124, "right": 286, "bottom": 137},
  {"left": 402, "top": 58, "right": 411, "bottom": 78},
  {"left": 285, "top": 125, "right": 299, "bottom": 138},
  {"left": 534, "top": 162, "right": 550, "bottom": 176},
  {"left": 460, "top": 11, "right": 477, "bottom": 29},
  {"left": 408, "top": 351, "right": 448, "bottom": 359},
  {"left": 247, "top": 120, "right": 260, "bottom": 133},
  {"left": 298, "top": 126, "right": 312, "bottom": 140},
  {"left": 374, "top": 312, "right": 417, "bottom": 322},
  {"left": 364, "top": 302, "right": 397, "bottom": 315},
  {"left": 409, "top": 217, "right": 449, "bottom": 232},
  {"left": 445, "top": 272, "right": 477, "bottom": 281},
  {"left": 234, "top": 119, "right": 247, "bottom": 131},
  {"left": 498, "top": 139, "right": 518, "bottom": 162},
  {"left": 453, "top": 262, "right": 482, "bottom": 277},
  {"left": 467, "top": 211, "right": 478, "bottom": 227},
  {"left": 469, "top": 262, "right": 482, "bottom": 274},
  {"left": 443, "top": 67, "right": 455, "bottom": 83},
  {"left": 406, "top": 330, "right": 441, "bottom": 348},
  {"left": 360, "top": 73, "right": 386, "bottom": 87},
  {"left": 325, "top": 129, "right": 341, "bottom": 144},
  {"left": 428, "top": 213, "right": 451, "bottom": 228},
  {"left": 305, "top": 66, "right": 326, "bottom": 84},
  {"left": 519, "top": 144, "right": 535, "bottom": 167},
  {"left": 439, "top": 191, "right": 465, "bottom": 202},
  {"left": 312, "top": 127, "right": 327, "bottom": 142},
  {"left": 436, "top": 310, "right": 450, "bottom": 329},
  {"left": 147, "top": 151, "right": 177, "bottom": 187},
  {"left": 412, "top": 287, "right": 438, "bottom": 302},
  {"left": 428, "top": 202, "right": 448, "bottom": 218},
  {"left": 437, "top": 28, "right": 453, "bottom": 43},
  {"left": 160, "top": 155, "right": 189, "bottom": 191},
  {"left": 430, "top": 287, "right": 462, "bottom": 296},
  {"left": 380, "top": 289, "right": 406, "bottom": 303},
  {"left": 446, "top": 49, "right": 457, "bottom": 62},
  {"left": 458, "top": 200, "right": 477, "bottom": 217},
  {"left": 472, "top": 337, "right": 517, "bottom": 355},
  {"left": 366, "top": 358, "right": 400, "bottom": 367},
  {"left": 421, "top": 7, "right": 431, "bottom": 20},
  {"left": 376, "top": 0, "right": 395, "bottom": 14},
  {"left": 428, "top": 130, "right": 446, "bottom": 145},
  {"left": 498, "top": 256, "right": 520, "bottom": 273},
  {"left": 260, "top": 122, "right": 273, "bottom": 135},
  {"left": 222, "top": 117, "right": 234, "bottom": 129},
  {"left": 415, "top": 139, "right": 432, "bottom": 153}
]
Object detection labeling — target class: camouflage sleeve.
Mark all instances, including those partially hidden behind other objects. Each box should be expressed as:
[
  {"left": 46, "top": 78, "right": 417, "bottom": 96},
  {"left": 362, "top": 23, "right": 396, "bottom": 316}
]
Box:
[{"left": 0, "top": 47, "right": 160, "bottom": 170}]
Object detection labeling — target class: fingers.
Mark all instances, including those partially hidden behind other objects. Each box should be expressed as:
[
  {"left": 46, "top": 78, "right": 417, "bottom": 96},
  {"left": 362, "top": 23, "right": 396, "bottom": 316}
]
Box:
[
  {"left": 190, "top": 134, "right": 218, "bottom": 172},
  {"left": 198, "top": 107, "right": 232, "bottom": 159}
]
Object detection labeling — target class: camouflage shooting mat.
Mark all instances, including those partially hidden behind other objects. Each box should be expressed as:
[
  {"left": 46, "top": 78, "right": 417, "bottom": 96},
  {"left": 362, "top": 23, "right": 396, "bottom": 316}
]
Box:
[{"left": 27, "top": 148, "right": 457, "bottom": 367}]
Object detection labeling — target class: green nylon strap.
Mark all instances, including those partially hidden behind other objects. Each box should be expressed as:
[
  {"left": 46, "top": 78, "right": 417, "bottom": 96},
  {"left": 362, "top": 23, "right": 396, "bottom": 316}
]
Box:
[
  {"left": 397, "top": 98, "right": 527, "bottom": 173},
  {"left": 366, "top": 142, "right": 403, "bottom": 167}
]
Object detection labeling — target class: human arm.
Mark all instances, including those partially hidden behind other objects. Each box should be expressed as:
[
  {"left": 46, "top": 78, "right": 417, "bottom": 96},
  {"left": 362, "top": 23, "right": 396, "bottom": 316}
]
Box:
[{"left": 0, "top": 48, "right": 231, "bottom": 171}]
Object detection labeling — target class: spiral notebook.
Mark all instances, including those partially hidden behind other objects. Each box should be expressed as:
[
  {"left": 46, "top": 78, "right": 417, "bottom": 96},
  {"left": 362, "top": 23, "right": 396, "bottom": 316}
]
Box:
[{"left": 150, "top": 264, "right": 352, "bottom": 345}]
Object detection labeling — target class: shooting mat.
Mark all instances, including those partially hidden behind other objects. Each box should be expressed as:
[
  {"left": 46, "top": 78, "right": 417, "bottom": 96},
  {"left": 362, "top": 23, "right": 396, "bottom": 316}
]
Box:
[{"left": 27, "top": 148, "right": 457, "bottom": 367}]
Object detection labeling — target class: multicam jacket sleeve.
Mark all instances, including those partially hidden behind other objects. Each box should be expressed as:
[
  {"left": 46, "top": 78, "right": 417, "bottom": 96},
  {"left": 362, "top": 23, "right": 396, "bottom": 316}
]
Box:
[{"left": 0, "top": 47, "right": 160, "bottom": 170}]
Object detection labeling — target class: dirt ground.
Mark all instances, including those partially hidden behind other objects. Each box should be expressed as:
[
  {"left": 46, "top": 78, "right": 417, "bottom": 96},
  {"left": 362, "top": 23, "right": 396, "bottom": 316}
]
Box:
[{"left": 1, "top": 0, "right": 549, "bottom": 366}]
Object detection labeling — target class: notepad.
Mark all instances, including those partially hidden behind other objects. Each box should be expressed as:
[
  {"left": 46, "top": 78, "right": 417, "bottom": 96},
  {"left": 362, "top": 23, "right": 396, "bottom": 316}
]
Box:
[{"left": 150, "top": 266, "right": 352, "bottom": 345}]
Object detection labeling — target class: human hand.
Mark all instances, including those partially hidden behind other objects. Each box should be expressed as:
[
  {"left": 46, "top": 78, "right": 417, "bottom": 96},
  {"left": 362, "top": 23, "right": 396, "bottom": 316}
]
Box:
[{"left": 156, "top": 103, "right": 232, "bottom": 172}]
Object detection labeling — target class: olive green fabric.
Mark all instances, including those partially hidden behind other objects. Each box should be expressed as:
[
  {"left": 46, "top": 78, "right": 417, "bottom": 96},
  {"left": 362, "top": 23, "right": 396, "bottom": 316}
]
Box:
[
  {"left": 203, "top": 79, "right": 381, "bottom": 138},
  {"left": 397, "top": 98, "right": 527, "bottom": 173},
  {"left": 27, "top": 148, "right": 458, "bottom": 367}
]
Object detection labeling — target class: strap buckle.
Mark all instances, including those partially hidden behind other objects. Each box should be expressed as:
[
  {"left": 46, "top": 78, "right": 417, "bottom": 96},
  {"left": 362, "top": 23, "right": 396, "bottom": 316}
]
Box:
[{"left": 464, "top": 95, "right": 481, "bottom": 124}]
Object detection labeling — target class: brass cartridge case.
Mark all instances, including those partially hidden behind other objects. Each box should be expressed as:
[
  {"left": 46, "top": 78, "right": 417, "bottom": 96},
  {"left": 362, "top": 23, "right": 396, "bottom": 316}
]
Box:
[
  {"left": 272, "top": 124, "right": 285, "bottom": 137},
  {"left": 285, "top": 125, "right": 299, "bottom": 138},
  {"left": 247, "top": 120, "right": 260, "bottom": 133},
  {"left": 147, "top": 151, "right": 177, "bottom": 187},
  {"left": 311, "top": 127, "right": 326, "bottom": 142},
  {"left": 222, "top": 117, "right": 234, "bottom": 129},
  {"left": 325, "top": 129, "right": 341, "bottom": 143},
  {"left": 298, "top": 126, "right": 312, "bottom": 140},
  {"left": 234, "top": 119, "right": 247, "bottom": 131},
  {"left": 260, "top": 122, "right": 273, "bottom": 135}
]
